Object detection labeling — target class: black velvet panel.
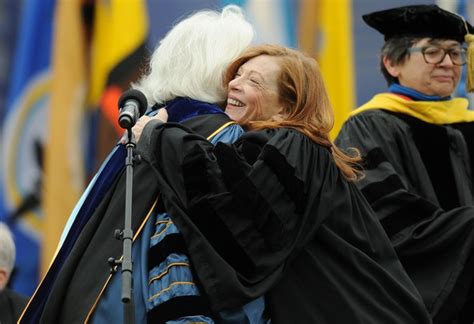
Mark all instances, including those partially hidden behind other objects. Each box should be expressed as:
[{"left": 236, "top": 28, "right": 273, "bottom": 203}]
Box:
[
  {"left": 380, "top": 196, "right": 438, "bottom": 238},
  {"left": 259, "top": 145, "right": 306, "bottom": 215},
  {"left": 214, "top": 142, "right": 293, "bottom": 251},
  {"left": 148, "top": 233, "right": 188, "bottom": 271},
  {"left": 363, "top": 147, "right": 389, "bottom": 170},
  {"left": 147, "top": 295, "right": 213, "bottom": 324},
  {"left": 182, "top": 144, "right": 255, "bottom": 276},
  {"left": 451, "top": 122, "right": 474, "bottom": 185},
  {"left": 238, "top": 130, "right": 274, "bottom": 165},
  {"left": 361, "top": 174, "right": 405, "bottom": 204},
  {"left": 187, "top": 198, "right": 256, "bottom": 276},
  {"left": 214, "top": 142, "right": 250, "bottom": 186},
  {"left": 181, "top": 144, "right": 210, "bottom": 206},
  {"left": 395, "top": 113, "right": 459, "bottom": 210}
]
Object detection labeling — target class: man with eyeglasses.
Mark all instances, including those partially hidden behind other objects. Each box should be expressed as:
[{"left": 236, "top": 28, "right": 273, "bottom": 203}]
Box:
[{"left": 336, "top": 4, "right": 474, "bottom": 324}]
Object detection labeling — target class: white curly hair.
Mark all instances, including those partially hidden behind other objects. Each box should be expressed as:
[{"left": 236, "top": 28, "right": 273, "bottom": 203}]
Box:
[{"left": 134, "top": 5, "right": 255, "bottom": 106}]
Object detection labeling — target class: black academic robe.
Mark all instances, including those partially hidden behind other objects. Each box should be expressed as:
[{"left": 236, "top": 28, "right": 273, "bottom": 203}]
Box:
[
  {"left": 24, "top": 113, "right": 234, "bottom": 324},
  {"left": 139, "top": 121, "right": 432, "bottom": 324},
  {"left": 336, "top": 109, "right": 474, "bottom": 324},
  {"left": 0, "top": 288, "right": 28, "bottom": 324}
]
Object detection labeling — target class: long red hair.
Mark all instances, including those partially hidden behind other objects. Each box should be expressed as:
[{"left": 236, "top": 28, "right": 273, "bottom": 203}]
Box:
[{"left": 225, "top": 44, "right": 361, "bottom": 181}]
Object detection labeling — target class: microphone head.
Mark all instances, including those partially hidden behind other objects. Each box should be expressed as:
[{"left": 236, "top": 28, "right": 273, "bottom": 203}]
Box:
[{"left": 118, "top": 89, "right": 148, "bottom": 116}]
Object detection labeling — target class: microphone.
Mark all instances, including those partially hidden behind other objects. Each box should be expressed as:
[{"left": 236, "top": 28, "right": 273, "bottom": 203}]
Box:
[{"left": 118, "top": 89, "right": 148, "bottom": 129}]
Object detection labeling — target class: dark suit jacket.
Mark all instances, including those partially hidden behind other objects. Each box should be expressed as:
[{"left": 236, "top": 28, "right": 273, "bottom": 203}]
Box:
[{"left": 0, "top": 288, "right": 29, "bottom": 324}]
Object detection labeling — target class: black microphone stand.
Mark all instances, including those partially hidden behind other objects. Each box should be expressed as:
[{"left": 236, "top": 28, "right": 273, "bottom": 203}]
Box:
[
  {"left": 108, "top": 88, "right": 147, "bottom": 324},
  {"left": 109, "top": 129, "right": 136, "bottom": 324}
]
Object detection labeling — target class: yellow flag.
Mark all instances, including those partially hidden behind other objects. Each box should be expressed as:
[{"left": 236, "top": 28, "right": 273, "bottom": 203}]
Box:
[
  {"left": 299, "top": 0, "right": 355, "bottom": 138},
  {"left": 42, "top": 0, "right": 87, "bottom": 273},
  {"left": 89, "top": 0, "right": 148, "bottom": 105},
  {"left": 89, "top": 0, "right": 149, "bottom": 167}
]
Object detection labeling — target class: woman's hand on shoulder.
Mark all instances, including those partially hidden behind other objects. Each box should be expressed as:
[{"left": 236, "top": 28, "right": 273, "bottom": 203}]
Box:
[{"left": 120, "top": 108, "right": 168, "bottom": 144}]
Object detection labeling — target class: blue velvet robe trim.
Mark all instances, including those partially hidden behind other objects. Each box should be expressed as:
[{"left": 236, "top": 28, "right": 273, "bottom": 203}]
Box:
[{"left": 152, "top": 97, "right": 226, "bottom": 122}]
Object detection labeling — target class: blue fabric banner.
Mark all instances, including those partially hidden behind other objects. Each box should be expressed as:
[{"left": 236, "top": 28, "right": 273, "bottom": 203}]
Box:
[{"left": 0, "top": 0, "right": 55, "bottom": 295}]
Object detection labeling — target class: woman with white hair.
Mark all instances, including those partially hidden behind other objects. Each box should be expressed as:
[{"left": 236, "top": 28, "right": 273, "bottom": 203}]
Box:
[
  {"left": 20, "top": 5, "right": 257, "bottom": 324},
  {"left": 0, "top": 222, "right": 28, "bottom": 323}
]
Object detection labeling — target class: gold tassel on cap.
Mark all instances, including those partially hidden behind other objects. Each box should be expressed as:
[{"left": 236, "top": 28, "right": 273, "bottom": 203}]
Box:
[
  {"left": 464, "top": 20, "right": 474, "bottom": 92},
  {"left": 466, "top": 33, "right": 474, "bottom": 93}
]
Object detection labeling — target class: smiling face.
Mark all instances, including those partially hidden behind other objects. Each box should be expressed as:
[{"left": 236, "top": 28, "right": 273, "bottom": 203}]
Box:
[
  {"left": 225, "top": 55, "right": 284, "bottom": 123},
  {"left": 384, "top": 38, "right": 462, "bottom": 97}
]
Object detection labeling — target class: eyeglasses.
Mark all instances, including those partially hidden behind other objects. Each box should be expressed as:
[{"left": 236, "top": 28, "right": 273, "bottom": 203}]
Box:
[{"left": 407, "top": 46, "right": 467, "bottom": 66}]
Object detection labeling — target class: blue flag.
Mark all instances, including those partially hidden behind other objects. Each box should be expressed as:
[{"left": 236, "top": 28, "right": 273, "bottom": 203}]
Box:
[{"left": 0, "top": 0, "right": 55, "bottom": 295}]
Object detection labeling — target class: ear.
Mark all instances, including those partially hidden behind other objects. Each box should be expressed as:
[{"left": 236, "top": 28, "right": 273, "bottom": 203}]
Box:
[
  {"left": 277, "top": 104, "right": 285, "bottom": 115},
  {"left": 270, "top": 105, "right": 287, "bottom": 121},
  {"left": 383, "top": 56, "right": 400, "bottom": 78},
  {"left": 274, "top": 103, "right": 287, "bottom": 119}
]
